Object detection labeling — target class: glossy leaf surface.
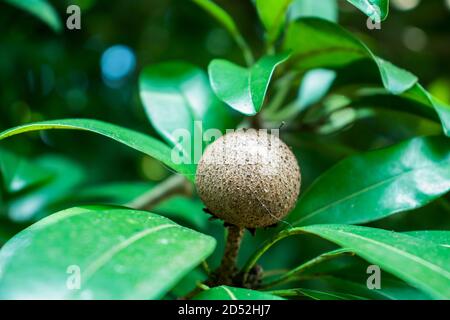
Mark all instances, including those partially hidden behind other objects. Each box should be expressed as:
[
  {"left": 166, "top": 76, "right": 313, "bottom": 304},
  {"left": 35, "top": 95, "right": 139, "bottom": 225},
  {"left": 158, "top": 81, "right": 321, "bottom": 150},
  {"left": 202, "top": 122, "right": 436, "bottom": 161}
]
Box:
[
  {"left": 3, "top": 0, "right": 62, "bottom": 32},
  {"left": 276, "top": 225, "right": 450, "bottom": 299},
  {"left": 209, "top": 53, "right": 290, "bottom": 115},
  {"left": 0, "top": 119, "right": 196, "bottom": 180},
  {"left": 289, "top": 136, "right": 450, "bottom": 226},
  {"left": 194, "top": 286, "right": 284, "bottom": 300},
  {"left": 284, "top": 18, "right": 417, "bottom": 95},
  {"left": 0, "top": 206, "right": 216, "bottom": 299}
]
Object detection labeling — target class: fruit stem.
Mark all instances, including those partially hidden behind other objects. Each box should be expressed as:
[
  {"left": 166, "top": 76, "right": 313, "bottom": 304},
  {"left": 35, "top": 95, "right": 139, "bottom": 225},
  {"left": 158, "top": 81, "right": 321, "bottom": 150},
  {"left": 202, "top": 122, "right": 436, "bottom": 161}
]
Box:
[
  {"left": 250, "top": 114, "right": 263, "bottom": 129},
  {"left": 215, "top": 224, "right": 245, "bottom": 285},
  {"left": 126, "top": 174, "right": 193, "bottom": 211}
]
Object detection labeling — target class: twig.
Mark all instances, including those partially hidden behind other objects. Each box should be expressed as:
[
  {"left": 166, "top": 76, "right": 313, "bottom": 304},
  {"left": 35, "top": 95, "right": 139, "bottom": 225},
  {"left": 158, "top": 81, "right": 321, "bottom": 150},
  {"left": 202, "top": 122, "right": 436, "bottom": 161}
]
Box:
[
  {"left": 182, "top": 280, "right": 210, "bottom": 300},
  {"left": 261, "top": 269, "right": 290, "bottom": 279},
  {"left": 201, "top": 260, "right": 211, "bottom": 276},
  {"left": 126, "top": 174, "right": 193, "bottom": 211},
  {"left": 214, "top": 225, "right": 245, "bottom": 285},
  {"left": 250, "top": 114, "right": 263, "bottom": 130},
  {"left": 264, "top": 71, "right": 299, "bottom": 115},
  {"left": 196, "top": 282, "right": 210, "bottom": 291}
]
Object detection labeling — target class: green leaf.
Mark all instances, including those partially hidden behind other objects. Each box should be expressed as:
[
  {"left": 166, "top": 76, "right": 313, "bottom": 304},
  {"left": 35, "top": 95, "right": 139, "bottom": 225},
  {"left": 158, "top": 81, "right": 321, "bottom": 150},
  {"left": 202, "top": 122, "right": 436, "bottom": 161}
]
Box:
[
  {"left": 0, "top": 206, "right": 216, "bottom": 299},
  {"left": 319, "top": 276, "right": 431, "bottom": 300},
  {"left": 255, "top": 0, "right": 293, "bottom": 42},
  {"left": 405, "top": 231, "right": 450, "bottom": 248},
  {"left": 192, "top": 0, "right": 237, "bottom": 35},
  {"left": 208, "top": 53, "right": 290, "bottom": 115},
  {"left": 371, "top": 278, "right": 433, "bottom": 300},
  {"left": 0, "top": 119, "right": 196, "bottom": 181},
  {"left": 140, "top": 61, "right": 236, "bottom": 162},
  {"left": 169, "top": 268, "right": 207, "bottom": 298},
  {"left": 194, "top": 286, "right": 284, "bottom": 300},
  {"left": 289, "top": 0, "right": 338, "bottom": 22},
  {"left": 3, "top": 0, "right": 62, "bottom": 32},
  {"left": 192, "top": 0, "right": 253, "bottom": 65},
  {"left": 0, "top": 148, "right": 53, "bottom": 193},
  {"left": 346, "top": 0, "right": 389, "bottom": 21},
  {"left": 406, "top": 84, "right": 450, "bottom": 136},
  {"left": 296, "top": 69, "right": 336, "bottom": 112},
  {"left": 289, "top": 136, "right": 450, "bottom": 226},
  {"left": 6, "top": 155, "right": 85, "bottom": 222},
  {"left": 347, "top": 84, "right": 450, "bottom": 136},
  {"left": 284, "top": 18, "right": 417, "bottom": 95},
  {"left": 274, "top": 225, "right": 450, "bottom": 299},
  {"left": 270, "top": 288, "right": 367, "bottom": 300}
]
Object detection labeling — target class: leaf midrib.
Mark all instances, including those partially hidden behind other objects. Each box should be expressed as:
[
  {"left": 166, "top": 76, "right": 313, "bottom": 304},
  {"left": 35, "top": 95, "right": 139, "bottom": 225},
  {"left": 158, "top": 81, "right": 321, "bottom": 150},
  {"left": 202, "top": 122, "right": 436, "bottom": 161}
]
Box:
[
  {"left": 66, "top": 224, "right": 177, "bottom": 299},
  {"left": 326, "top": 229, "right": 450, "bottom": 298},
  {"left": 295, "top": 158, "right": 450, "bottom": 225},
  {"left": 290, "top": 46, "right": 366, "bottom": 67},
  {"left": 222, "top": 286, "right": 237, "bottom": 300}
]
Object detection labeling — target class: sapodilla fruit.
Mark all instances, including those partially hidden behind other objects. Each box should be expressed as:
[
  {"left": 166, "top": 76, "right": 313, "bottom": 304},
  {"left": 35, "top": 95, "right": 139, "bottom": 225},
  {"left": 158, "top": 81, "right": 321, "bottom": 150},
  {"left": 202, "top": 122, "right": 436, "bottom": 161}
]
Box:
[{"left": 195, "top": 129, "right": 301, "bottom": 228}]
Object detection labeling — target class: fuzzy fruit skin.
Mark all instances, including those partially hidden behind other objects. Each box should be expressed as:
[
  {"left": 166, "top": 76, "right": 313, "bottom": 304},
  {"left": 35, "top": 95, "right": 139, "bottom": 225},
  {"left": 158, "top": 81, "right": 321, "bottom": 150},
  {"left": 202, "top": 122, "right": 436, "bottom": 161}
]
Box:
[{"left": 195, "top": 129, "right": 301, "bottom": 228}]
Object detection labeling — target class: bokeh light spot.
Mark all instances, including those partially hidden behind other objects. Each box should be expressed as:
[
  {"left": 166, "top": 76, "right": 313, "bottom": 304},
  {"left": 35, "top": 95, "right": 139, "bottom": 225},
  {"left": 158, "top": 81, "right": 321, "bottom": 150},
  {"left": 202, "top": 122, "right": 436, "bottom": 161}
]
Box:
[
  {"left": 205, "top": 28, "right": 232, "bottom": 56},
  {"left": 403, "top": 26, "right": 428, "bottom": 51},
  {"left": 101, "top": 45, "right": 136, "bottom": 87},
  {"left": 392, "top": 0, "right": 421, "bottom": 11}
]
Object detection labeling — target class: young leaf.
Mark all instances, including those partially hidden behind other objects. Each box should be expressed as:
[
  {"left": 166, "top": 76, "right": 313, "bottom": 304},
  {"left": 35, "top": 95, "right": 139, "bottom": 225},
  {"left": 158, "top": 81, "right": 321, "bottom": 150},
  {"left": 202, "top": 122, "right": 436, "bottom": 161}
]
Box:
[
  {"left": 264, "top": 225, "right": 450, "bottom": 299},
  {"left": 3, "top": 0, "right": 62, "bottom": 32},
  {"left": 140, "top": 61, "right": 237, "bottom": 162},
  {"left": 289, "top": 0, "right": 338, "bottom": 22},
  {"left": 208, "top": 53, "right": 290, "bottom": 115},
  {"left": 0, "top": 119, "right": 196, "bottom": 180},
  {"left": 284, "top": 18, "right": 417, "bottom": 95},
  {"left": 6, "top": 155, "right": 85, "bottom": 222},
  {"left": 289, "top": 136, "right": 450, "bottom": 226},
  {"left": 346, "top": 0, "right": 389, "bottom": 21},
  {"left": 296, "top": 69, "right": 336, "bottom": 112},
  {"left": 0, "top": 206, "right": 216, "bottom": 299},
  {"left": 194, "top": 286, "right": 284, "bottom": 300},
  {"left": 255, "top": 0, "right": 293, "bottom": 43},
  {"left": 0, "top": 148, "right": 53, "bottom": 193}
]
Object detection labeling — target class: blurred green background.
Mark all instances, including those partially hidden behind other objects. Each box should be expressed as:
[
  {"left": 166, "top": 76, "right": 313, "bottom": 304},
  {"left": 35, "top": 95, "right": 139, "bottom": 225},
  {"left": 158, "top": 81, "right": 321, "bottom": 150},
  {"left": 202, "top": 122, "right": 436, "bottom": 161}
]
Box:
[
  {"left": 0, "top": 1, "right": 449, "bottom": 292},
  {"left": 0, "top": 0, "right": 449, "bottom": 229},
  {"left": 1, "top": 0, "right": 449, "bottom": 183}
]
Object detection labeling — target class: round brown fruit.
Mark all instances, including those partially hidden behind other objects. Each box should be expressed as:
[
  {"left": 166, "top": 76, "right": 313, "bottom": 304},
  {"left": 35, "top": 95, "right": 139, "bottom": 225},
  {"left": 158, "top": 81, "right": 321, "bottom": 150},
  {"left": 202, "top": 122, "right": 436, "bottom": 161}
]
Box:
[{"left": 195, "top": 129, "right": 301, "bottom": 228}]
